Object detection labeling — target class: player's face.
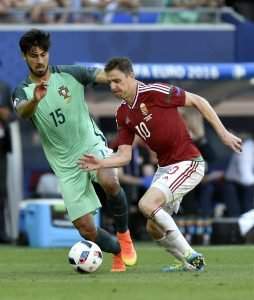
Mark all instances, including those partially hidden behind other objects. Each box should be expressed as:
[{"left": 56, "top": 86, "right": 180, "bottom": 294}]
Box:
[
  {"left": 24, "top": 46, "right": 49, "bottom": 78},
  {"left": 107, "top": 69, "right": 134, "bottom": 100}
]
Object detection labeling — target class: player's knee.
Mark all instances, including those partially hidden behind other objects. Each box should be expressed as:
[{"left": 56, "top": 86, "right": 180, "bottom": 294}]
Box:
[
  {"left": 101, "top": 176, "right": 120, "bottom": 195},
  {"left": 139, "top": 195, "right": 162, "bottom": 218}
]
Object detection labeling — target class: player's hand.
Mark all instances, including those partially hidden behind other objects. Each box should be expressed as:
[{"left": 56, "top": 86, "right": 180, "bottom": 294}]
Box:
[
  {"left": 78, "top": 154, "right": 102, "bottom": 171},
  {"left": 222, "top": 131, "right": 242, "bottom": 153},
  {"left": 33, "top": 81, "right": 48, "bottom": 102}
]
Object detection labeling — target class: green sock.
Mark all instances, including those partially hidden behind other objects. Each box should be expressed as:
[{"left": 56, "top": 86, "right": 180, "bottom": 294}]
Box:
[
  {"left": 107, "top": 188, "right": 128, "bottom": 233},
  {"left": 95, "top": 228, "right": 120, "bottom": 254}
]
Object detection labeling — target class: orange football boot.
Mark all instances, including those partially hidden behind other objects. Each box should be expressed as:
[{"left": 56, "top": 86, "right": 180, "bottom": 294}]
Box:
[
  {"left": 111, "top": 253, "right": 126, "bottom": 272},
  {"left": 117, "top": 230, "right": 137, "bottom": 266}
]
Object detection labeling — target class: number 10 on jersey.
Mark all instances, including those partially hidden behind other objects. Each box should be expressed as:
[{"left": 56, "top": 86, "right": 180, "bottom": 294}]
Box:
[{"left": 135, "top": 122, "right": 151, "bottom": 140}]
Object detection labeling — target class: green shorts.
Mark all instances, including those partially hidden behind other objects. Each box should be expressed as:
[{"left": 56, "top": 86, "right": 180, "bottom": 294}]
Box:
[
  {"left": 59, "top": 167, "right": 101, "bottom": 222},
  {"left": 58, "top": 144, "right": 112, "bottom": 222}
]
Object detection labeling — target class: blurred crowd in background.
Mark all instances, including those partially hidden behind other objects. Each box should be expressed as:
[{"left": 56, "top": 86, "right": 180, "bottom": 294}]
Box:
[
  {"left": 1, "top": 0, "right": 254, "bottom": 245},
  {"left": 2, "top": 78, "right": 253, "bottom": 245},
  {"left": 0, "top": 0, "right": 254, "bottom": 24}
]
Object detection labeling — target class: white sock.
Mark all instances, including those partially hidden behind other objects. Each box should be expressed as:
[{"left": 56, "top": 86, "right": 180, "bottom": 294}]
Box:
[
  {"left": 153, "top": 208, "right": 194, "bottom": 258},
  {"left": 166, "top": 229, "right": 194, "bottom": 258},
  {"left": 156, "top": 234, "right": 185, "bottom": 262},
  {"left": 157, "top": 229, "right": 194, "bottom": 262},
  {"left": 152, "top": 207, "right": 178, "bottom": 231}
]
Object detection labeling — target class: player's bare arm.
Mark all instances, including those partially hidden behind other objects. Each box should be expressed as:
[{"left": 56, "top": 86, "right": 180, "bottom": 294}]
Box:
[
  {"left": 185, "top": 91, "right": 242, "bottom": 153},
  {"left": 16, "top": 82, "right": 48, "bottom": 119},
  {"left": 94, "top": 69, "right": 108, "bottom": 84},
  {"left": 78, "top": 144, "right": 132, "bottom": 171}
]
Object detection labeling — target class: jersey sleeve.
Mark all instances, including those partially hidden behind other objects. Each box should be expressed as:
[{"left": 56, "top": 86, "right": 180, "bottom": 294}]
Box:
[
  {"left": 154, "top": 85, "right": 186, "bottom": 108},
  {"left": 12, "top": 86, "right": 28, "bottom": 110},
  {"left": 115, "top": 107, "right": 135, "bottom": 146},
  {"left": 168, "top": 86, "right": 186, "bottom": 106},
  {"left": 57, "top": 65, "right": 100, "bottom": 86}
]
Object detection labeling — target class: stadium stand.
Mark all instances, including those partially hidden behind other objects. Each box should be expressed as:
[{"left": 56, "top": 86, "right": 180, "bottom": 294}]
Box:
[{"left": 1, "top": 0, "right": 245, "bottom": 24}]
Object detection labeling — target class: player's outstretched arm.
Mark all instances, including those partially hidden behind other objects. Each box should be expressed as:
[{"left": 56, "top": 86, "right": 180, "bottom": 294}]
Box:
[
  {"left": 185, "top": 92, "right": 242, "bottom": 153},
  {"left": 16, "top": 82, "right": 48, "bottom": 119},
  {"left": 78, "top": 145, "right": 133, "bottom": 171},
  {"left": 94, "top": 69, "right": 108, "bottom": 84}
]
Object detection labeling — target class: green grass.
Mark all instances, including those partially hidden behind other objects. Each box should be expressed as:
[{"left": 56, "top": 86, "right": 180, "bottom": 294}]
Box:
[{"left": 0, "top": 244, "right": 254, "bottom": 300}]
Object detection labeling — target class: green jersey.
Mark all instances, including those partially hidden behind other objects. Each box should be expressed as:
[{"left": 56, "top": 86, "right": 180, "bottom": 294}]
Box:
[{"left": 13, "top": 65, "right": 106, "bottom": 177}]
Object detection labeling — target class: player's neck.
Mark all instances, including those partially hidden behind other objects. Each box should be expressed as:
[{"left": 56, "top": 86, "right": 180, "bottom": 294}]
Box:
[
  {"left": 29, "top": 69, "right": 51, "bottom": 83},
  {"left": 124, "top": 81, "right": 138, "bottom": 106}
]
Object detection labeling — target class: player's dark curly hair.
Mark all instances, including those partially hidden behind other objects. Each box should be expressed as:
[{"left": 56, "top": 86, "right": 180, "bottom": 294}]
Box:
[
  {"left": 104, "top": 57, "right": 134, "bottom": 75},
  {"left": 19, "top": 29, "right": 51, "bottom": 54}
]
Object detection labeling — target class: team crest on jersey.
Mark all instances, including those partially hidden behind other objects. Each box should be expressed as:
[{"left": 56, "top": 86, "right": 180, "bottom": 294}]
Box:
[
  {"left": 140, "top": 103, "right": 149, "bottom": 116},
  {"left": 58, "top": 85, "right": 71, "bottom": 103},
  {"left": 140, "top": 103, "right": 152, "bottom": 122}
]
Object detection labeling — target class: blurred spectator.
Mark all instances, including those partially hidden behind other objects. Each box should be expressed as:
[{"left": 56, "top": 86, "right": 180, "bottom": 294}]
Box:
[
  {"left": 140, "top": 0, "right": 164, "bottom": 6},
  {"left": 161, "top": 0, "right": 200, "bottom": 24},
  {"left": 3, "top": 0, "right": 29, "bottom": 23},
  {"left": 198, "top": 159, "right": 226, "bottom": 218},
  {"left": 179, "top": 108, "right": 216, "bottom": 215},
  {"left": 36, "top": 172, "right": 61, "bottom": 198},
  {"left": 54, "top": 0, "right": 70, "bottom": 23},
  {"left": 0, "top": 81, "right": 13, "bottom": 243},
  {"left": 0, "top": 0, "right": 17, "bottom": 23},
  {"left": 70, "top": 1, "right": 140, "bottom": 23},
  {"left": 161, "top": 0, "right": 225, "bottom": 24},
  {"left": 99, "top": 0, "right": 140, "bottom": 24},
  {"left": 26, "top": 0, "right": 69, "bottom": 23},
  {"left": 0, "top": 0, "right": 11, "bottom": 14},
  {"left": 71, "top": 0, "right": 113, "bottom": 23},
  {"left": 223, "top": 132, "right": 254, "bottom": 217},
  {"left": 69, "top": 0, "right": 85, "bottom": 22},
  {"left": 180, "top": 108, "right": 220, "bottom": 245}
]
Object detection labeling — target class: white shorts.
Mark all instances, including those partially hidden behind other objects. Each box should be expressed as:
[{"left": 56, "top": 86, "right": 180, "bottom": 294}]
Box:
[{"left": 151, "top": 159, "right": 205, "bottom": 215}]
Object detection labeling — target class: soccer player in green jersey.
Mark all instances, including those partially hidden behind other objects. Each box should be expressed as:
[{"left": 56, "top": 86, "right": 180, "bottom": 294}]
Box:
[{"left": 12, "top": 29, "right": 137, "bottom": 272}]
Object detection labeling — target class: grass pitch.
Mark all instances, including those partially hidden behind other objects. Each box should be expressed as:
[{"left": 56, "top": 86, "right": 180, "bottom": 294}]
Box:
[{"left": 0, "top": 244, "right": 253, "bottom": 300}]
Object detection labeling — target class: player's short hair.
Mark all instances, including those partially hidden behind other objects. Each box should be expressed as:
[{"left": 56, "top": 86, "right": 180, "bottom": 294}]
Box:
[
  {"left": 104, "top": 57, "right": 134, "bottom": 75},
  {"left": 19, "top": 29, "right": 51, "bottom": 54}
]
